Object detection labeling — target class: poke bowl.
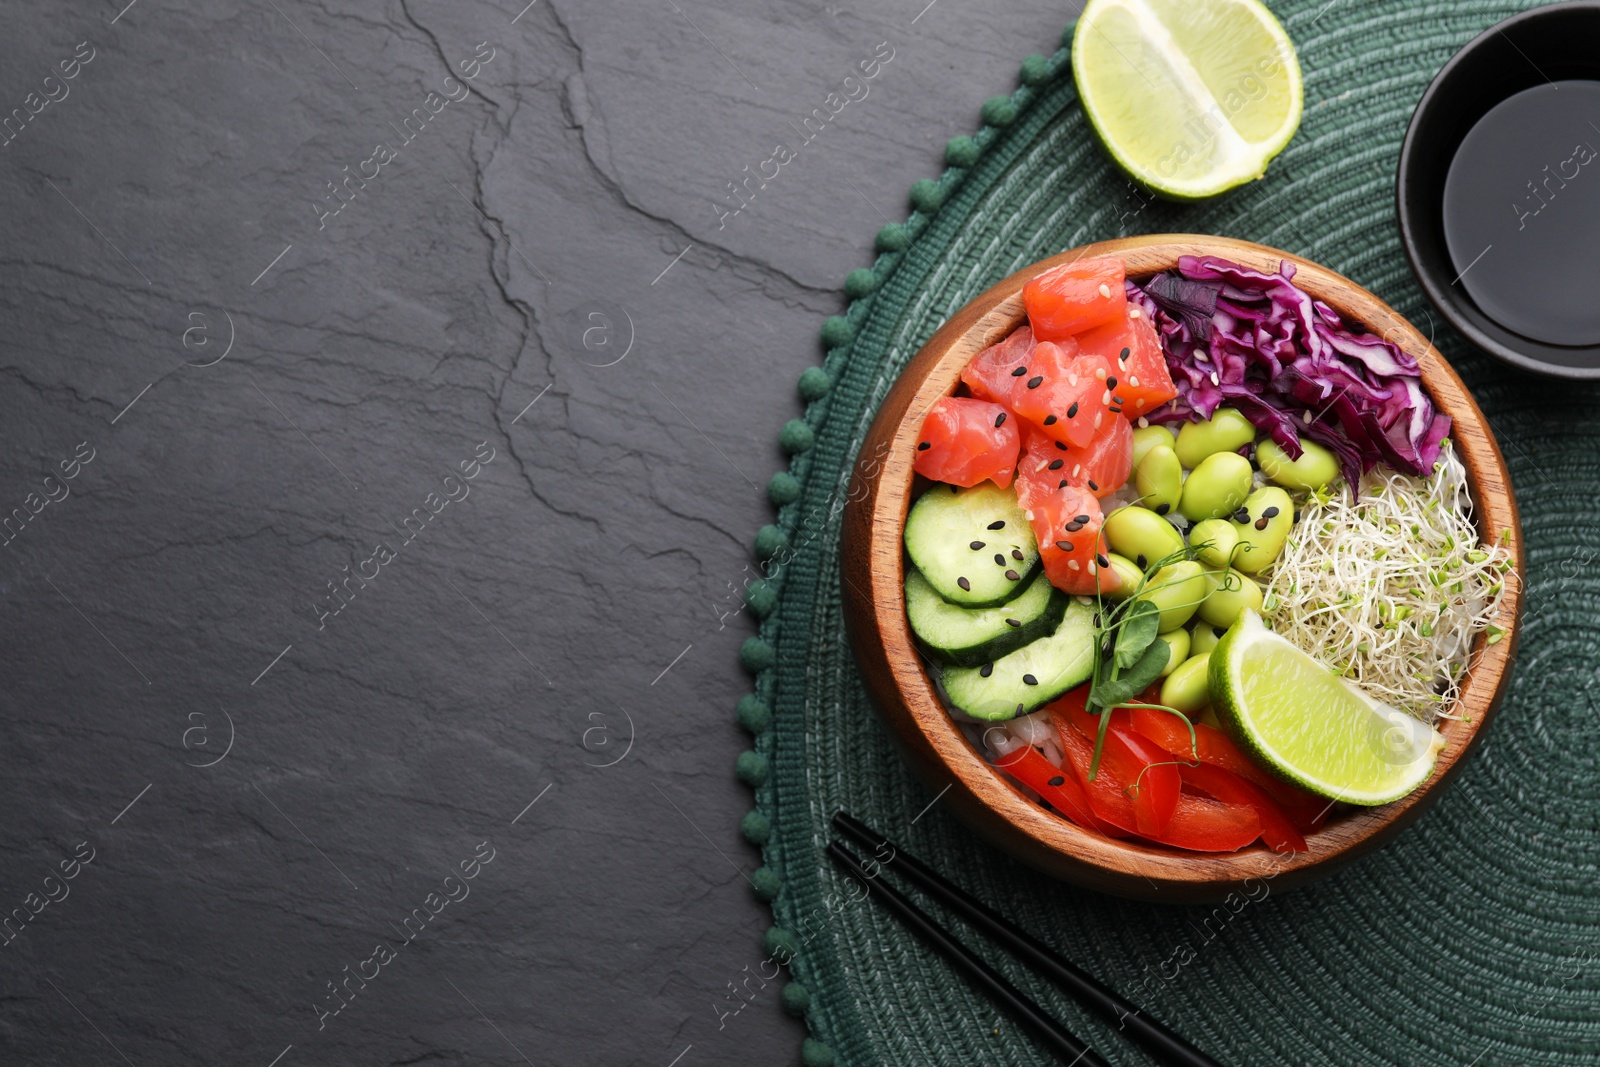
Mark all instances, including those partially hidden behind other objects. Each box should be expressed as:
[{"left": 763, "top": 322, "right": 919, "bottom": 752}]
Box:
[{"left": 839, "top": 235, "right": 1523, "bottom": 902}]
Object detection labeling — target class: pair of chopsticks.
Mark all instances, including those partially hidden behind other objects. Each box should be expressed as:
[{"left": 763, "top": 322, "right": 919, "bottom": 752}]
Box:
[{"left": 829, "top": 812, "right": 1223, "bottom": 1067}]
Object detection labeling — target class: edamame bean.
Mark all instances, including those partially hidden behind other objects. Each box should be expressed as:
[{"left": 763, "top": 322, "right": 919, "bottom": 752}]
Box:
[
  {"left": 1156, "top": 627, "right": 1191, "bottom": 678},
  {"left": 1188, "top": 621, "right": 1227, "bottom": 657},
  {"left": 1138, "top": 560, "right": 1207, "bottom": 632},
  {"left": 1160, "top": 652, "right": 1213, "bottom": 715},
  {"left": 1230, "top": 486, "right": 1295, "bottom": 574},
  {"left": 1187, "top": 518, "right": 1239, "bottom": 570},
  {"left": 1257, "top": 438, "right": 1339, "bottom": 491},
  {"left": 1197, "top": 568, "right": 1264, "bottom": 628},
  {"left": 1103, "top": 506, "right": 1185, "bottom": 567},
  {"left": 1174, "top": 408, "right": 1255, "bottom": 468},
  {"left": 1134, "top": 445, "right": 1183, "bottom": 515},
  {"left": 1100, "top": 552, "right": 1144, "bottom": 600},
  {"left": 1179, "top": 451, "right": 1254, "bottom": 522},
  {"left": 1131, "top": 425, "right": 1177, "bottom": 468}
]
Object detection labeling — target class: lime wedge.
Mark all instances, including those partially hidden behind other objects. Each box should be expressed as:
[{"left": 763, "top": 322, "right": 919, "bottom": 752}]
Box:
[
  {"left": 1209, "top": 611, "right": 1445, "bottom": 805},
  {"left": 1071, "top": 0, "right": 1304, "bottom": 199}
]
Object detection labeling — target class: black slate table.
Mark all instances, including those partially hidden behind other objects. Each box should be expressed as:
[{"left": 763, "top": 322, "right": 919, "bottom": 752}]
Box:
[{"left": 0, "top": 0, "right": 1076, "bottom": 1063}]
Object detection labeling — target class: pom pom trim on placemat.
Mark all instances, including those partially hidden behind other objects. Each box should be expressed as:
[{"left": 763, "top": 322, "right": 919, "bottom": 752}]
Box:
[{"left": 728, "top": 29, "right": 1078, "bottom": 1064}]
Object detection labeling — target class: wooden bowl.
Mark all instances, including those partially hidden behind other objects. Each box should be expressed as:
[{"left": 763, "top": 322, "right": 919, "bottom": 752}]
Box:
[{"left": 840, "top": 235, "right": 1525, "bottom": 903}]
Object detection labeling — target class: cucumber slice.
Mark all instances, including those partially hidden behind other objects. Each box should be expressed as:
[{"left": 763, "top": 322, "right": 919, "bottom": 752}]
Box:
[
  {"left": 905, "top": 482, "right": 1040, "bottom": 608},
  {"left": 942, "top": 598, "right": 1098, "bottom": 721},
  {"left": 907, "top": 568, "right": 1068, "bottom": 667}
]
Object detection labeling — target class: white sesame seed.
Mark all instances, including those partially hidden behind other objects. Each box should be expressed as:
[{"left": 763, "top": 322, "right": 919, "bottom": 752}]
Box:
[
  {"left": 1303, "top": 410, "right": 1313, "bottom": 424},
  {"left": 1068, "top": 560, "right": 1080, "bottom": 571},
  {"left": 1072, "top": 464, "right": 1081, "bottom": 477},
  {"left": 1129, "top": 308, "right": 1141, "bottom": 319},
  {"left": 1210, "top": 371, "right": 1220, "bottom": 386},
  {"left": 1088, "top": 562, "right": 1098, "bottom": 575},
  {"left": 1098, "top": 283, "right": 1112, "bottom": 299},
  {"left": 1129, "top": 375, "right": 1141, "bottom": 387},
  {"left": 1094, "top": 367, "right": 1107, "bottom": 381},
  {"left": 1101, "top": 390, "right": 1111, "bottom": 405},
  {"left": 1094, "top": 412, "right": 1103, "bottom": 429},
  {"left": 1137, "top": 416, "right": 1149, "bottom": 428}
]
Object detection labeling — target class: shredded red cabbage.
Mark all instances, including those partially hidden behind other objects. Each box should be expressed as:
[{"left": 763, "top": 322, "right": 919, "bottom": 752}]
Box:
[{"left": 1126, "top": 256, "right": 1450, "bottom": 490}]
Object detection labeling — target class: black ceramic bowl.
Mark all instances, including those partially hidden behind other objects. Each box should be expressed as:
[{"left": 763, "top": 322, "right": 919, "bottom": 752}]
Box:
[{"left": 1398, "top": 1, "right": 1600, "bottom": 379}]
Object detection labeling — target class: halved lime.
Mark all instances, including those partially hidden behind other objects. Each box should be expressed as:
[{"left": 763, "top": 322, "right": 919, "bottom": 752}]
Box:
[
  {"left": 1209, "top": 611, "right": 1445, "bottom": 805},
  {"left": 1072, "top": 0, "right": 1304, "bottom": 199}
]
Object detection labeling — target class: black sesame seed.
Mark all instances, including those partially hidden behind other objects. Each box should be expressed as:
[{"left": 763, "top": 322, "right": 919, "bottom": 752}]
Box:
[
  {"left": 1067, "top": 402, "right": 1080, "bottom": 418},
  {"left": 994, "top": 553, "right": 1006, "bottom": 566},
  {"left": 1119, "top": 347, "right": 1131, "bottom": 362},
  {"left": 980, "top": 662, "right": 994, "bottom": 677},
  {"left": 1043, "top": 415, "right": 1058, "bottom": 426},
  {"left": 1016, "top": 703, "right": 1025, "bottom": 715},
  {"left": 1022, "top": 673, "right": 1038, "bottom": 686},
  {"left": 1047, "top": 775, "right": 1065, "bottom": 787},
  {"left": 1233, "top": 508, "right": 1251, "bottom": 523},
  {"left": 1154, "top": 503, "right": 1171, "bottom": 516},
  {"left": 1293, "top": 508, "right": 1302, "bottom": 523},
  {"left": 970, "top": 540, "right": 986, "bottom": 550},
  {"left": 1048, "top": 459, "right": 1064, "bottom": 471},
  {"left": 1011, "top": 549, "right": 1024, "bottom": 561},
  {"left": 917, "top": 441, "right": 931, "bottom": 451},
  {"left": 995, "top": 412, "right": 1007, "bottom": 428},
  {"left": 987, "top": 520, "right": 1005, "bottom": 530},
  {"left": 1262, "top": 506, "right": 1281, "bottom": 519},
  {"left": 1055, "top": 540, "right": 1073, "bottom": 551},
  {"left": 1027, "top": 375, "right": 1044, "bottom": 389},
  {"left": 1112, "top": 396, "right": 1124, "bottom": 405},
  {"left": 1011, "top": 366, "right": 1028, "bottom": 377},
  {"left": 1096, "top": 554, "right": 1110, "bottom": 568},
  {"left": 1255, "top": 517, "right": 1270, "bottom": 531},
  {"left": 1106, "top": 376, "right": 1119, "bottom": 389},
  {"left": 1064, "top": 521, "right": 1082, "bottom": 533},
  {"left": 1136, "top": 553, "right": 1148, "bottom": 568},
  {"left": 1088, "top": 480, "right": 1099, "bottom": 492},
  {"left": 1005, "top": 618, "right": 1022, "bottom": 628},
  {"left": 957, "top": 576, "right": 971, "bottom": 591},
  {"left": 1005, "top": 569, "right": 1021, "bottom": 581},
  {"left": 1055, "top": 441, "right": 1069, "bottom": 451},
  {"left": 1058, "top": 480, "right": 1069, "bottom": 489},
  {"left": 1075, "top": 514, "right": 1091, "bottom": 524}
]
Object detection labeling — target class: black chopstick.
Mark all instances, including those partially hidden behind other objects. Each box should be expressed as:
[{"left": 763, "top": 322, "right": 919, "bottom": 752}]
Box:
[
  {"left": 827, "top": 841, "right": 1112, "bottom": 1067},
  {"left": 834, "top": 812, "right": 1224, "bottom": 1067}
]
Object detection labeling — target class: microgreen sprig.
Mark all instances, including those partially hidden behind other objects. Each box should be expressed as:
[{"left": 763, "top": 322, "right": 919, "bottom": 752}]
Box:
[{"left": 1081, "top": 541, "right": 1215, "bottom": 779}]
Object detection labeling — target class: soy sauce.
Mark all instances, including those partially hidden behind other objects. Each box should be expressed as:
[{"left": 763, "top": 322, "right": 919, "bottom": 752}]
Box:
[{"left": 1442, "top": 80, "right": 1600, "bottom": 347}]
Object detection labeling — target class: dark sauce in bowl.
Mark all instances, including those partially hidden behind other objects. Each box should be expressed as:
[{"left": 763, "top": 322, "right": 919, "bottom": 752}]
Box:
[{"left": 1443, "top": 80, "right": 1600, "bottom": 347}]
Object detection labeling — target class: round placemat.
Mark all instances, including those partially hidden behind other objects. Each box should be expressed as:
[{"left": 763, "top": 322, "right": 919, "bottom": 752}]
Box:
[{"left": 733, "top": 4, "right": 1600, "bottom": 1064}]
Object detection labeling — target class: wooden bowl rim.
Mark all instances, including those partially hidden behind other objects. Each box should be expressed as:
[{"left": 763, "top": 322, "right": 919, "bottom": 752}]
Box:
[{"left": 845, "top": 234, "right": 1525, "bottom": 893}]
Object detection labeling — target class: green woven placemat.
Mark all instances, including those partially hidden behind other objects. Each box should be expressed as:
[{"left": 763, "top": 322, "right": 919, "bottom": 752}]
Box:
[{"left": 734, "top": 4, "right": 1600, "bottom": 1064}]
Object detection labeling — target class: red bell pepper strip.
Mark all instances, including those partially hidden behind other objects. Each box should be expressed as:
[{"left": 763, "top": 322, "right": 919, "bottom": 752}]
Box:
[
  {"left": 1049, "top": 693, "right": 1181, "bottom": 838},
  {"left": 1150, "top": 794, "right": 1262, "bottom": 852},
  {"left": 1126, "top": 706, "right": 1332, "bottom": 832},
  {"left": 1049, "top": 700, "right": 1141, "bottom": 835},
  {"left": 993, "top": 743, "right": 1110, "bottom": 835},
  {"left": 1109, "top": 725, "right": 1181, "bottom": 838},
  {"left": 1179, "top": 761, "right": 1308, "bottom": 853},
  {"left": 1048, "top": 688, "right": 1263, "bottom": 851}
]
